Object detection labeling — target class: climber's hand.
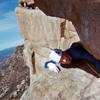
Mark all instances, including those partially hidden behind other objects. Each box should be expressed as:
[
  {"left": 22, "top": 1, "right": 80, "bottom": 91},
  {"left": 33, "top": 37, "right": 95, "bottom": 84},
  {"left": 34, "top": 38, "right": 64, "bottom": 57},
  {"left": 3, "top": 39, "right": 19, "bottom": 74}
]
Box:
[{"left": 48, "top": 63, "right": 60, "bottom": 73}]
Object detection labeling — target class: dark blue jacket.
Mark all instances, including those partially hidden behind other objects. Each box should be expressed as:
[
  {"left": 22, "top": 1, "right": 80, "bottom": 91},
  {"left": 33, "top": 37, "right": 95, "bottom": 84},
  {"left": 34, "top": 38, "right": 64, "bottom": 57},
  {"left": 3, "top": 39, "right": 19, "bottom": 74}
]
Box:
[{"left": 65, "top": 43, "right": 100, "bottom": 72}]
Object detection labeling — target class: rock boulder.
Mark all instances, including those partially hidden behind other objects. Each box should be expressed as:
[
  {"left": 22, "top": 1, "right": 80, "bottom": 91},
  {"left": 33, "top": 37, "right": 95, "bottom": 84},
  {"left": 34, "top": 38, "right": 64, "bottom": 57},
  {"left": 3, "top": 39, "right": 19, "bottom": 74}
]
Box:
[{"left": 21, "top": 68, "right": 100, "bottom": 100}]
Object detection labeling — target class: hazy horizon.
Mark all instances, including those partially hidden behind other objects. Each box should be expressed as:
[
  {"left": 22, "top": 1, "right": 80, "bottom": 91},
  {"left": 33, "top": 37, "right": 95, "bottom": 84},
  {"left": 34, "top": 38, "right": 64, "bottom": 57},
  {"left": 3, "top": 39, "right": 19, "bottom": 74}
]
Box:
[{"left": 0, "top": 0, "right": 24, "bottom": 51}]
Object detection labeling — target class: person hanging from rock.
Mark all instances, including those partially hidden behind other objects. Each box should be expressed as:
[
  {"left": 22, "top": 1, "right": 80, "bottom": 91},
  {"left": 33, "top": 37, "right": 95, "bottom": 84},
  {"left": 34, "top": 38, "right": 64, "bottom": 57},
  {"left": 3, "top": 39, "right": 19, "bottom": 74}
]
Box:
[{"left": 44, "top": 42, "right": 100, "bottom": 74}]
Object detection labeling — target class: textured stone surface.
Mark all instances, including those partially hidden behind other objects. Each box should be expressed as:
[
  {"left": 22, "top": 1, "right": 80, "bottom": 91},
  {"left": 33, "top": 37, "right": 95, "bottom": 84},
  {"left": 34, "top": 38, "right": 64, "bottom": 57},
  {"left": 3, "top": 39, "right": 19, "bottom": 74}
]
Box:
[
  {"left": 16, "top": 7, "right": 79, "bottom": 82},
  {"left": 16, "top": 7, "right": 79, "bottom": 51},
  {"left": 21, "top": 68, "right": 100, "bottom": 100},
  {"left": 33, "top": 0, "right": 100, "bottom": 60},
  {"left": 15, "top": 1, "right": 100, "bottom": 100}
]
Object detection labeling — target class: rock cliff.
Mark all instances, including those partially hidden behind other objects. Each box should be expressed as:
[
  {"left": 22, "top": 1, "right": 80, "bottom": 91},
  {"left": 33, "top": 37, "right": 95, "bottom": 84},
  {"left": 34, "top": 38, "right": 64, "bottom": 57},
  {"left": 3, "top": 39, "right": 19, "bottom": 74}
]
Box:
[
  {"left": 0, "top": 45, "right": 29, "bottom": 100},
  {"left": 15, "top": 0, "right": 100, "bottom": 100},
  {"left": 33, "top": 0, "right": 100, "bottom": 60},
  {"left": 16, "top": 7, "right": 79, "bottom": 81}
]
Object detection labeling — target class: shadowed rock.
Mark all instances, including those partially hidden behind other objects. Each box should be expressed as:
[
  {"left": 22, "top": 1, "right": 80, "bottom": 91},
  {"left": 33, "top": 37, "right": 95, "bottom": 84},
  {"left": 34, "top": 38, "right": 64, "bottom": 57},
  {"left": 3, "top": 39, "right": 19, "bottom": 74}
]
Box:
[
  {"left": 33, "top": 0, "right": 100, "bottom": 60},
  {"left": 15, "top": 0, "right": 100, "bottom": 100}
]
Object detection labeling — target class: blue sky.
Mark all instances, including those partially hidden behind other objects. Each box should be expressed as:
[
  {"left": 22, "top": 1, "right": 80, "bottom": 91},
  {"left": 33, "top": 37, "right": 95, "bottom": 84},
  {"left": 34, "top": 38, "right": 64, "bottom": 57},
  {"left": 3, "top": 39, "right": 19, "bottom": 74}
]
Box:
[{"left": 0, "top": 0, "right": 24, "bottom": 51}]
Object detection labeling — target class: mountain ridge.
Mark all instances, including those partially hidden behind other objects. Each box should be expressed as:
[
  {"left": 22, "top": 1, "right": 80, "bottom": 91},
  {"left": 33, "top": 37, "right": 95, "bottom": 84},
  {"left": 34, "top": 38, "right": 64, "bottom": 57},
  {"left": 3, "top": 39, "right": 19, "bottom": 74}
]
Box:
[
  {"left": 0, "top": 45, "right": 29, "bottom": 100},
  {"left": 0, "top": 47, "right": 16, "bottom": 68}
]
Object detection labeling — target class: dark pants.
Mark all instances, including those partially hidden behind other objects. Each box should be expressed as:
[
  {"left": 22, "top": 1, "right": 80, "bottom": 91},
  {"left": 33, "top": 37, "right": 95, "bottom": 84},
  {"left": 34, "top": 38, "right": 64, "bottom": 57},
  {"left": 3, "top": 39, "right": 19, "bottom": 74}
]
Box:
[{"left": 65, "top": 43, "right": 100, "bottom": 72}]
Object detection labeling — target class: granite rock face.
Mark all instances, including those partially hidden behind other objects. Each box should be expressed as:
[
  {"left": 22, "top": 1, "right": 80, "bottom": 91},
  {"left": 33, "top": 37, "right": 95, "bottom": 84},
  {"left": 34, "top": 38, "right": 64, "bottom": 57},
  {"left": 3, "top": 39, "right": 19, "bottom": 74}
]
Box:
[
  {"left": 15, "top": 0, "right": 100, "bottom": 100},
  {"left": 16, "top": 7, "right": 79, "bottom": 82},
  {"left": 21, "top": 68, "right": 100, "bottom": 100},
  {"left": 33, "top": 0, "right": 100, "bottom": 60}
]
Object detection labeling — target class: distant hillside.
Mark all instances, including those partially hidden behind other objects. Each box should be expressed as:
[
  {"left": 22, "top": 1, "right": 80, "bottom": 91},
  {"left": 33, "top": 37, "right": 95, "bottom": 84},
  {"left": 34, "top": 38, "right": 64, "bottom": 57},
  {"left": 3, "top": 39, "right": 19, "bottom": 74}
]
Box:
[
  {"left": 0, "top": 47, "right": 15, "bottom": 68},
  {"left": 0, "top": 45, "right": 29, "bottom": 100}
]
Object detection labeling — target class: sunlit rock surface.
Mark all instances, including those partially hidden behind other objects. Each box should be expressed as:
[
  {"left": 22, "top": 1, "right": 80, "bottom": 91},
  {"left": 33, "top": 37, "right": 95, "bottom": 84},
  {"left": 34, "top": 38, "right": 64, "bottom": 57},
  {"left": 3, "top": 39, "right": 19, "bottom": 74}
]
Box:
[
  {"left": 21, "top": 68, "right": 100, "bottom": 100},
  {"left": 16, "top": 7, "right": 79, "bottom": 82},
  {"left": 15, "top": 0, "right": 100, "bottom": 99}
]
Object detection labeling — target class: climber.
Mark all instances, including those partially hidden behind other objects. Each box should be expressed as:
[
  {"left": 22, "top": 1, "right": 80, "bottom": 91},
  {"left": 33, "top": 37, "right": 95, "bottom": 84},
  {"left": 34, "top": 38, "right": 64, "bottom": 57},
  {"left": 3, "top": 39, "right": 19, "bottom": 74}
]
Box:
[{"left": 44, "top": 42, "right": 100, "bottom": 73}]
